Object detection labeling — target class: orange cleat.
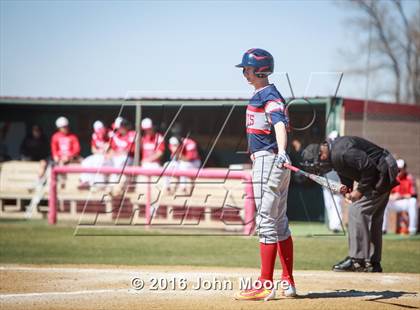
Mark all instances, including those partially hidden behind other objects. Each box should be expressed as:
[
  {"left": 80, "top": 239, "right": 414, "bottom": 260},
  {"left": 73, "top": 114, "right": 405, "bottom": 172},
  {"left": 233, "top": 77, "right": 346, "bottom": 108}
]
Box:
[{"left": 234, "top": 287, "right": 275, "bottom": 301}]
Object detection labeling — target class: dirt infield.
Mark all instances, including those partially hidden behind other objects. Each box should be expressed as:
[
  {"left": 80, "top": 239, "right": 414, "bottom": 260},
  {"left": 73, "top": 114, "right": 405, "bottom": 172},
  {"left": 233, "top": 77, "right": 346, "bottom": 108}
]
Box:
[{"left": 1, "top": 265, "right": 419, "bottom": 310}]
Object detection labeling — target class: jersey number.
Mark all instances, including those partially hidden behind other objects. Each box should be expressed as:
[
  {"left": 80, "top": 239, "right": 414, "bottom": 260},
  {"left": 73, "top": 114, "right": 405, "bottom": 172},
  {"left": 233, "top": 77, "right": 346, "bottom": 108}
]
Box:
[{"left": 246, "top": 113, "right": 254, "bottom": 126}]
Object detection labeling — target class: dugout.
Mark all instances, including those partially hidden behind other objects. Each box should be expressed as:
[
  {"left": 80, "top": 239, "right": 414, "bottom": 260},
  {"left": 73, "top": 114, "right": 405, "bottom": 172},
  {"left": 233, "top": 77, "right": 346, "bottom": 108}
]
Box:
[
  {"left": 0, "top": 96, "right": 351, "bottom": 223},
  {"left": 0, "top": 96, "right": 336, "bottom": 163}
]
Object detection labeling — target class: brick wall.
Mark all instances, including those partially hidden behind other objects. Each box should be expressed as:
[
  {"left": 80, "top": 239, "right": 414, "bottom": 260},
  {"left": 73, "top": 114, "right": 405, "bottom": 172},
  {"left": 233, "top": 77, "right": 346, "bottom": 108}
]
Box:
[{"left": 343, "top": 99, "right": 420, "bottom": 183}]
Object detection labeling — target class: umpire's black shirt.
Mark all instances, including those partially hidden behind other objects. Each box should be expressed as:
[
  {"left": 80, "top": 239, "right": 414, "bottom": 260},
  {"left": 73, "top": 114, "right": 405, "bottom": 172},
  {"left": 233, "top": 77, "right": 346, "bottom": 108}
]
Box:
[{"left": 330, "top": 136, "right": 389, "bottom": 194}]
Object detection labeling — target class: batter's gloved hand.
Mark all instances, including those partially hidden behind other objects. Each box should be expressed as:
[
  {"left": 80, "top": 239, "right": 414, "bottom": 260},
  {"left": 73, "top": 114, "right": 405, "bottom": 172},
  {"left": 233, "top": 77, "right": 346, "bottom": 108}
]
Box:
[{"left": 274, "top": 150, "right": 290, "bottom": 168}]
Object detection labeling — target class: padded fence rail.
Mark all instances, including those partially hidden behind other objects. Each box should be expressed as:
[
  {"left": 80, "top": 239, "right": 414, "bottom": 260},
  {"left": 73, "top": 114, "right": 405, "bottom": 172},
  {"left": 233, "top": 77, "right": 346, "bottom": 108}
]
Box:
[{"left": 48, "top": 165, "right": 255, "bottom": 235}]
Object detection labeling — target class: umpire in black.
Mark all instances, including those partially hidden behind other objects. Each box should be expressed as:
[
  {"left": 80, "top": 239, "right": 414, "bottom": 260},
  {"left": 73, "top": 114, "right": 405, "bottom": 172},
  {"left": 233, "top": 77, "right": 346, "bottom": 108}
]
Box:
[{"left": 302, "top": 136, "right": 398, "bottom": 272}]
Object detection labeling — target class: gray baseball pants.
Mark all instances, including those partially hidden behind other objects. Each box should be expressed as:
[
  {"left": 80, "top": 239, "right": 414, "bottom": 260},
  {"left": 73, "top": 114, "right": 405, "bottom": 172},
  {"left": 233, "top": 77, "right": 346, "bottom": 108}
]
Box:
[{"left": 251, "top": 151, "right": 291, "bottom": 244}]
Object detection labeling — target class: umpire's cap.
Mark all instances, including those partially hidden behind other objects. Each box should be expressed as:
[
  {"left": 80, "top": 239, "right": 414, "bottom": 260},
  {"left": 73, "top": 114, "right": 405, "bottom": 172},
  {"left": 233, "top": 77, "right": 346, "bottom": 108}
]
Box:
[
  {"left": 302, "top": 143, "right": 320, "bottom": 164},
  {"left": 302, "top": 143, "right": 334, "bottom": 175}
]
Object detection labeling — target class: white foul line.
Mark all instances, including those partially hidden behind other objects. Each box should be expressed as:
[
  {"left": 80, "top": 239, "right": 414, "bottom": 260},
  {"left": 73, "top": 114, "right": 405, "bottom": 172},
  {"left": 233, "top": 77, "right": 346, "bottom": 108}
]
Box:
[{"left": 0, "top": 288, "right": 130, "bottom": 299}]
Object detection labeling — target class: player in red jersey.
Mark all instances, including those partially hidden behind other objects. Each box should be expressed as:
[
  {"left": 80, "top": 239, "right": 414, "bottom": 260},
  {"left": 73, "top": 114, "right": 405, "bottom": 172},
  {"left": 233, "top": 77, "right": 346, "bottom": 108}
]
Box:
[
  {"left": 177, "top": 136, "right": 201, "bottom": 193},
  {"left": 163, "top": 135, "right": 201, "bottom": 194},
  {"left": 163, "top": 136, "right": 182, "bottom": 194},
  {"left": 79, "top": 121, "right": 112, "bottom": 188},
  {"left": 90, "top": 120, "right": 110, "bottom": 154},
  {"left": 50, "top": 116, "right": 81, "bottom": 189},
  {"left": 109, "top": 118, "right": 135, "bottom": 183},
  {"left": 383, "top": 159, "right": 418, "bottom": 235},
  {"left": 51, "top": 116, "right": 81, "bottom": 165},
  {"left": 140, "top": 118, "right": 165, "bottom": 168}
]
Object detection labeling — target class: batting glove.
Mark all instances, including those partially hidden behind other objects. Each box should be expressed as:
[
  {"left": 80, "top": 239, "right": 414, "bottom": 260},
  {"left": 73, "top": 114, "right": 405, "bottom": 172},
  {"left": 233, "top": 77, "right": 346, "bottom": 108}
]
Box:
[{"left": 275, "top": 150, "right": 290, "bottom": 168}]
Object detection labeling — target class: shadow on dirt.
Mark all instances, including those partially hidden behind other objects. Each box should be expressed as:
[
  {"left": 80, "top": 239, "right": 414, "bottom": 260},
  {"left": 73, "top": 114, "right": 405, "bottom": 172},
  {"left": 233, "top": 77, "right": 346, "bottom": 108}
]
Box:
[{"left": 302, "top": 290, "right": 419, "bottom": 309}]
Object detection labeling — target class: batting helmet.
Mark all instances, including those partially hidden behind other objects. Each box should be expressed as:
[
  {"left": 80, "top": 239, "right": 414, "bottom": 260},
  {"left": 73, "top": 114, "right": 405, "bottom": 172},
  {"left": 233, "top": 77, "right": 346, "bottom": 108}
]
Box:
[{"left": 236, "top": 48, "right": 274, "bottom": 78}]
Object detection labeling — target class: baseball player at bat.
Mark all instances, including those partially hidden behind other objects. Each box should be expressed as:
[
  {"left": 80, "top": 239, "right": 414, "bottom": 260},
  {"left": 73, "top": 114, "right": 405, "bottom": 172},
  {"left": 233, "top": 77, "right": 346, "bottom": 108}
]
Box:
[
  {"left": 234, "top": 48, "right": 296, "bottom": 301},
  {"left": 302, "top": 136, "right": 399, "bottom": 272}
]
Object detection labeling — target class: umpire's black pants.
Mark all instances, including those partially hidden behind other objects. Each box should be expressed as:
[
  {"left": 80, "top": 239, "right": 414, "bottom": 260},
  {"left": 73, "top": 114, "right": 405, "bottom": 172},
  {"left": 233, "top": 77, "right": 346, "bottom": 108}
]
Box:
[{"left": 348, "top": 190, "right": 391, "bottom": 263}]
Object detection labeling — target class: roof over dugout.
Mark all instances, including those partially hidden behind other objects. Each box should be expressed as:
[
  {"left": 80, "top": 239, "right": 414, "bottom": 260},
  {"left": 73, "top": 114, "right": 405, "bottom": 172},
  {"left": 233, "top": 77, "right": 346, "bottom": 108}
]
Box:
[{"left": 0, "top": 96, "right": 331, "bottom": 106}]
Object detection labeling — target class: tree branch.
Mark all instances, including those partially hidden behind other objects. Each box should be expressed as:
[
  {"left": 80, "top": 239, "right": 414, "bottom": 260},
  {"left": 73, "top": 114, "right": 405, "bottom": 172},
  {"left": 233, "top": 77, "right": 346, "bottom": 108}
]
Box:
[{"left": 355, "top": 0, "right": 401, "bottom": 101}]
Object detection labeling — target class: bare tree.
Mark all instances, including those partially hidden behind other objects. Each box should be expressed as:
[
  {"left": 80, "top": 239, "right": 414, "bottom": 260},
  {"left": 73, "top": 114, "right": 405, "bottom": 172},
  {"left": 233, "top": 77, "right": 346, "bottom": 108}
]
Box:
[{"left": 339, "top": 0, "right": 420, "bottom": 104}]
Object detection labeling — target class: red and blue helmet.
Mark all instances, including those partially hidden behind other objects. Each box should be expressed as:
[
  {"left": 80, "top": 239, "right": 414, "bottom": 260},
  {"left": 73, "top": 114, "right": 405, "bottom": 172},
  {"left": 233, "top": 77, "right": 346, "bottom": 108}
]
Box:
[{"left": 236, "top": 48, "right": 274, "bottom": 78}]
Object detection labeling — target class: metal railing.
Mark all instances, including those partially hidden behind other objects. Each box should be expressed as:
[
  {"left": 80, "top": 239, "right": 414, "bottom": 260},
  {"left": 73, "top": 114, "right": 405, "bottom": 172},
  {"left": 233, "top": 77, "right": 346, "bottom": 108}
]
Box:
[{"left": 48, "top": 165, "right": 255, "bottom": 235}]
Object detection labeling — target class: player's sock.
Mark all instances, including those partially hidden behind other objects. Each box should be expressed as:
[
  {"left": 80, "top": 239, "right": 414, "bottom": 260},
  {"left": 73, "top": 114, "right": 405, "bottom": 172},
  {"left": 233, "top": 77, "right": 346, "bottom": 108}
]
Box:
[
  {"left": 278, "top": 236, "right": 294, "bottom": 285},
  {"left": 259, "top": 242, "right": 277, "bottom": 287}
]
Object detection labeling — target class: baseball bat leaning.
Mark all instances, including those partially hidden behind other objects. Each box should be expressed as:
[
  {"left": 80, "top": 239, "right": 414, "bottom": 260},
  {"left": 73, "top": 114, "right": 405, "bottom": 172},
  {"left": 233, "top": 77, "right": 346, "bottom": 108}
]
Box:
[{"left": 283, "top": 163, "right": 347, "bottom": 194}]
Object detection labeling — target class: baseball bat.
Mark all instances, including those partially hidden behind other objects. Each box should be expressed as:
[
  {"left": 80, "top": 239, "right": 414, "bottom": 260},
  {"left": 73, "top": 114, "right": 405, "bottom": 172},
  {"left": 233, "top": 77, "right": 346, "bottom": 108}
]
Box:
[{"left": 283, "top": 163, "right": 347, "bottom": 194}]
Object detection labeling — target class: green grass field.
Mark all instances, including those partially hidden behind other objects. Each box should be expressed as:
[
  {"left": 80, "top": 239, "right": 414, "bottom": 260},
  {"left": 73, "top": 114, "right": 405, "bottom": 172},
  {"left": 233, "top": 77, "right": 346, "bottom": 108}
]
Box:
[{"left": 1, "top": 219, "right": 419, "bottom": 273}]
